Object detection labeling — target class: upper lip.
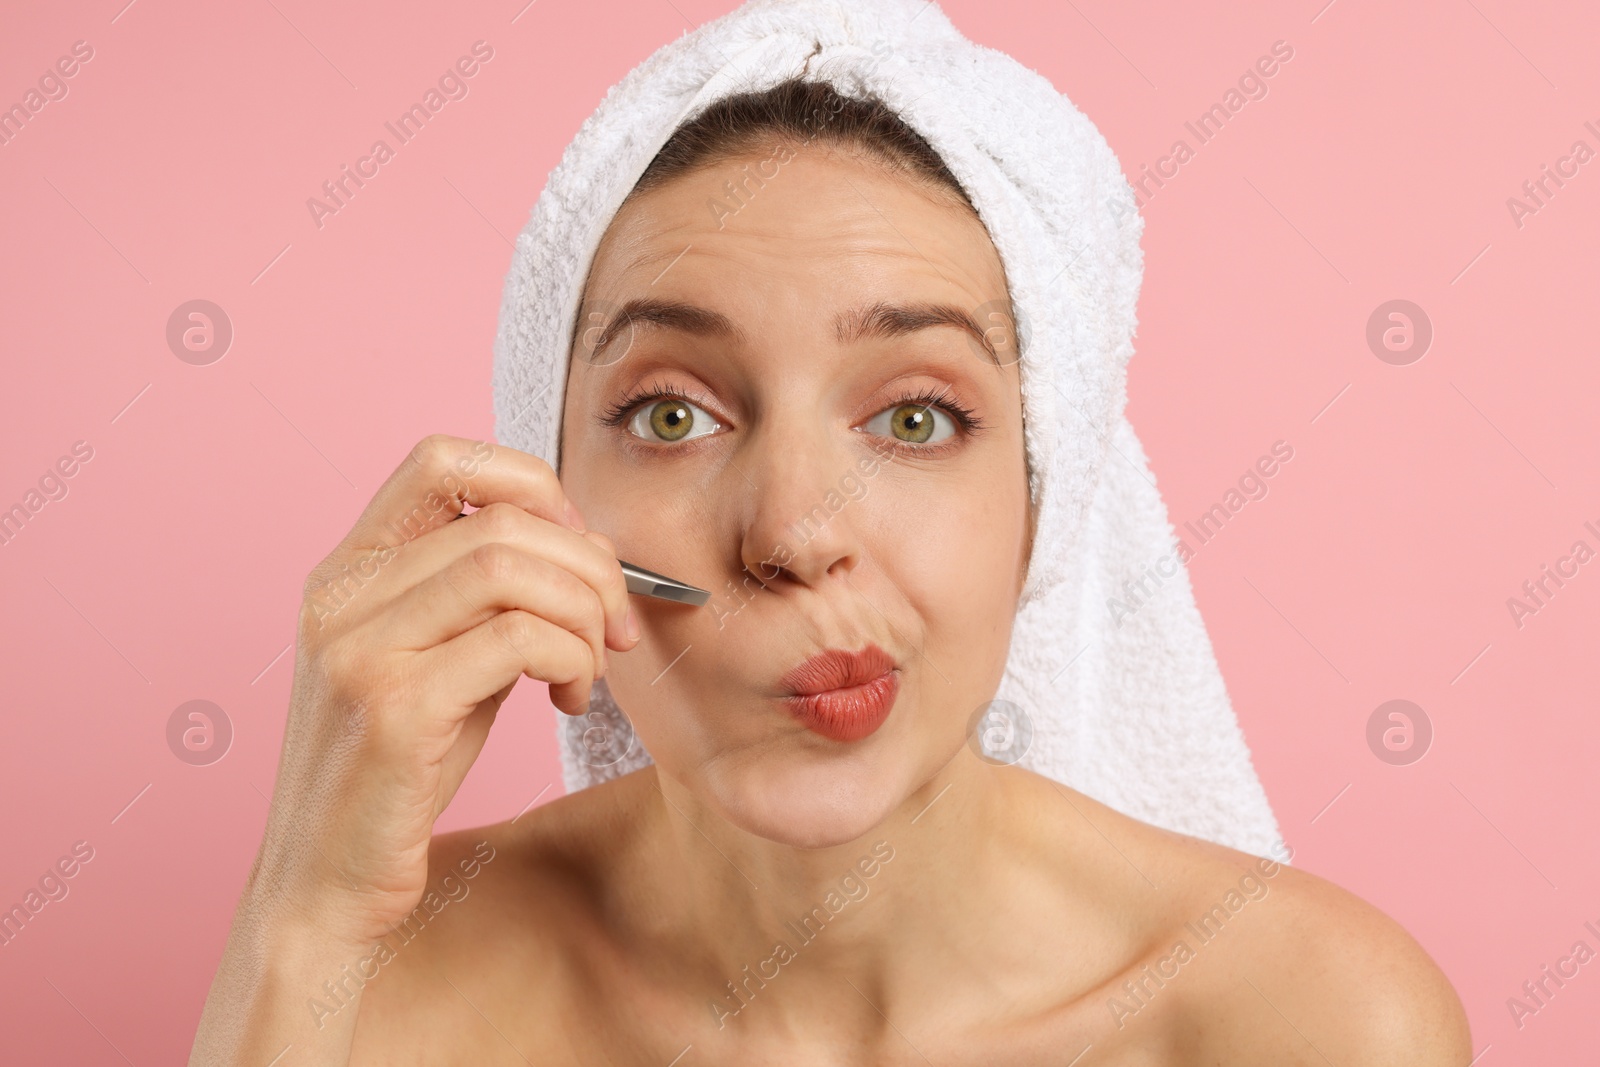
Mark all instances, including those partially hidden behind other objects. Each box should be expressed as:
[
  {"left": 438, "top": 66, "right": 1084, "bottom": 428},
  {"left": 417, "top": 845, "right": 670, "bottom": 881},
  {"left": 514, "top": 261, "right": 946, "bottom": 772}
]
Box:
[{"left": 779, "top": 643, "right": 897, "bottom": 696}]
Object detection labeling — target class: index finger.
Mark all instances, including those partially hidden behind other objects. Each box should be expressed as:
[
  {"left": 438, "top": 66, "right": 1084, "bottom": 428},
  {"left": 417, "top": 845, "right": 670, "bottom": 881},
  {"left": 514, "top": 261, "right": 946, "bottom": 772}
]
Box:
[{"left": 342, "top": 433, "right": 580, "bottom": 554}]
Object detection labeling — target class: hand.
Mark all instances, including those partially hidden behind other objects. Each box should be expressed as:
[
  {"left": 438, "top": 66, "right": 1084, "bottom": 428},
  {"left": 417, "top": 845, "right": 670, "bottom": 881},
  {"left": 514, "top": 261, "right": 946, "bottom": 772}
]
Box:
[{"left": 250, "top": 433, "right": 638, "bottom": 945}]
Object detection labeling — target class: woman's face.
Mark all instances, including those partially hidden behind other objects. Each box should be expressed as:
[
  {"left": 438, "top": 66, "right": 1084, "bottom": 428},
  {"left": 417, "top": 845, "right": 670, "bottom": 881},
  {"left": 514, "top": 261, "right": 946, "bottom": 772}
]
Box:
[{"left": 559, "top": 146, "right": 1032, "bottom": 849}]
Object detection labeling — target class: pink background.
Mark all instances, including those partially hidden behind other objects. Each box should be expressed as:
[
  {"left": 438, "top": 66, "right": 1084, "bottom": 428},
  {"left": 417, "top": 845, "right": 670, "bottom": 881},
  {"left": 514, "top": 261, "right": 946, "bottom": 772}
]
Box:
[{"left": 2, "top": 0, "right": 1596, "bottom": 1060}]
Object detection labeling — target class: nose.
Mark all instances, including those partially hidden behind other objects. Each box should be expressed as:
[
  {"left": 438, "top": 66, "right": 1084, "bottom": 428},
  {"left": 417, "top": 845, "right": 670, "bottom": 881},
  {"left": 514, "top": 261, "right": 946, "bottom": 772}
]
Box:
[{"left": 736, "top": 421, "right": 867, "bottom": 594}]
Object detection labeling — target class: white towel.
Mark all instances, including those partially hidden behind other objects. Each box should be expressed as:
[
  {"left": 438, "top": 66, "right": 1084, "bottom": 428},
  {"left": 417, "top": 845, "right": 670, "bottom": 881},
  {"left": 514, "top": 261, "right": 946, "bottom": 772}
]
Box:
[{"left": 492, "top": 0, "right": 1285, "bottom": 861}]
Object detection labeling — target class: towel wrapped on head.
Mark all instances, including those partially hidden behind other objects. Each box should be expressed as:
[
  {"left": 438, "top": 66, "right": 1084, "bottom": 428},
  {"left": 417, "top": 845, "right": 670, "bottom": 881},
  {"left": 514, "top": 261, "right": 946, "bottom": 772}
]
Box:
[{"left": 492, "top": 0, "right": 1285, "bottom": 861}]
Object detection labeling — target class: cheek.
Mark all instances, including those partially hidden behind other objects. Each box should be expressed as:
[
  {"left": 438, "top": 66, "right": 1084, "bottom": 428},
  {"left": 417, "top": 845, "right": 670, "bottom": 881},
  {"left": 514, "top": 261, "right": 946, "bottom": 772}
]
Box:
[
  {"left": 882, "top": 477, "right": 1025, "bottom": 608},
  {"left": 870, "top": 477, "right": 1027, "bottom": 708}
]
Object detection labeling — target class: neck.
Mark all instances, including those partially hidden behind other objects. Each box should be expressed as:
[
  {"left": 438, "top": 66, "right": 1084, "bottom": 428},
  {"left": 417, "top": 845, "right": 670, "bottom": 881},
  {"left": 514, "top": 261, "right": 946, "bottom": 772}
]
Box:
[{"left": 637, "top": 750, "right": 1064, "bottom": 1033}]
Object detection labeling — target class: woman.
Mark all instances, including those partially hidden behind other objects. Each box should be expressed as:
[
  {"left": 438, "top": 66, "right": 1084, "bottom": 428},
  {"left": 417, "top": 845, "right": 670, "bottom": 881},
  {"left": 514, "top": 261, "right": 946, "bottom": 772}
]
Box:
[{"left": 190, "top": 4, "right": 1471, "bottom": 1063}]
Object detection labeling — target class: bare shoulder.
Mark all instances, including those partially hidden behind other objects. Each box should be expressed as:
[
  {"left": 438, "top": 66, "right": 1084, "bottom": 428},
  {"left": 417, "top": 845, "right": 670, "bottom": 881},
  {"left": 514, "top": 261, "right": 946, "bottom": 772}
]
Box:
[
  {"left": 1214, "top": 855, "right": 1474, "bottom": 1065},
  {"left": 1079, "top": 793, "right": 1471, "bottom": 1064},
  {"left": 1030, "top": 784, "right": 1470, "bottom": 1064},
  {"left": 348, "top": 772, "right": 653, "bottom": 1065}
]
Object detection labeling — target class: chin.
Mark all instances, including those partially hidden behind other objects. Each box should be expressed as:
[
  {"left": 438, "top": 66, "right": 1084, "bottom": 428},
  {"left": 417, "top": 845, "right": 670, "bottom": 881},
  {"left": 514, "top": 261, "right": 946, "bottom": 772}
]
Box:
[{"left": 696, "top": 747, "right": 912, "bottom": 850}]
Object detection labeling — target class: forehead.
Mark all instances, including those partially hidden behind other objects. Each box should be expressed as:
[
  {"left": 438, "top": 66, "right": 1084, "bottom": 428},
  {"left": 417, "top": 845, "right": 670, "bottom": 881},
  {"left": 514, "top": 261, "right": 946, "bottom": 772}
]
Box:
[{"left": 582, "top": 150, "right": 1010, "bottom": 319}]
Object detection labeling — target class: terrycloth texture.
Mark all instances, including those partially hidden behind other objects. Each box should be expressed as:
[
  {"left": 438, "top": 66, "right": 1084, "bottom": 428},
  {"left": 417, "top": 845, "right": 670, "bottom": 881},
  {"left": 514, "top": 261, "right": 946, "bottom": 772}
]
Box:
[{"left": 492, "top": 0, "right": 1286, "bottom": 860}]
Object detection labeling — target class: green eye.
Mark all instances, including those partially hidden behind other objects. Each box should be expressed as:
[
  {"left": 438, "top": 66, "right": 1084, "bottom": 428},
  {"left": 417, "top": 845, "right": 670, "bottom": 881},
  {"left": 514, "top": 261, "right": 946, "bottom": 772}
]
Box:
[
  {"left": 864, "top": 403, "right": 955, "bottom": 445},
  {"left": 627, "top": 398, "right": 719, "bottom": 443}
]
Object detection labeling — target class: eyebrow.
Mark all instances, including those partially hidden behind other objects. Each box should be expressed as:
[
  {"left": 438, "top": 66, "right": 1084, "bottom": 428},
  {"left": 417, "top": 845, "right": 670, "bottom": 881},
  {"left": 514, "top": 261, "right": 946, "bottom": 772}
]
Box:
[{"left": 588, "top": 297, "right": 1006, "bottom": 365}]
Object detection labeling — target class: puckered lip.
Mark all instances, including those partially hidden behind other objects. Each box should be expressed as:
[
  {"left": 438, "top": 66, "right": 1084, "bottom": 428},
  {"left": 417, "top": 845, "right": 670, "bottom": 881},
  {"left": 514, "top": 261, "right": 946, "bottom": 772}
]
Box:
[{"left": 778, "top": 643, "right": 898, "bottom": 696}]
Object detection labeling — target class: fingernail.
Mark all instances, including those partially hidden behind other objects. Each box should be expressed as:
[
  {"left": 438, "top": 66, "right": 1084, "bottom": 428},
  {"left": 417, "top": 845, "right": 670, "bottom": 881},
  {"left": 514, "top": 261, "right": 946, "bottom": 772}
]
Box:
[
  {"left": 565, "top": 499, "right": 586, "bottom": 532},
  {"left": 626, "top": 606, "right": 641, "bottom": 641}
]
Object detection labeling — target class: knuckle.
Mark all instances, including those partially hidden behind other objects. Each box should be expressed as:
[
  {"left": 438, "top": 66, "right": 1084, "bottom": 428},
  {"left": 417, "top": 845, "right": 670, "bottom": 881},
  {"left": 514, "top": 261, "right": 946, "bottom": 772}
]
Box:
[
  {"left": 578, "top": 533, "right": 626, "bottom": 597},
  {"left": 299, "top": 577, "right": 328, "bottom": 619},
  {"left": 474, "top": 500, "right": 525, "bottom": 541},
  {"left": 560, "top": 636, "right": 596, "bottom": 688},
  {"left": 296, "top": 591, "right": 333, "bottom": 642},
  {"left": 298, "top": 573, "right": 352, "bottom": 638},
  {"left": 533, "top": 461, "right": 563, "bottom": 502},
  {"left": 470, "top": 541, "right": 520, "bottom": 585},
  {"left": 539, "top": 555, "right": 589, "bottom": 604},
  {"left": 584, "top": 585, "right": 609, "bottom": 633},
  {"left": 410, "top": 433, "right": 455, "bottom": 474},
  {"left": 301, "top": 550, "right": 340, "bottom": 599},
  {"left": 490, "top": 608, "right": 539, "bottom": 649},
  {"left": 313, "top": 635, "right": 360, "bottom": 686},
  {"left": 290, "top": 623, "right": 414, "bottom": 747},
  {"left": 527, "top": 452, "right": 556, "bottom": 485},
  {"left": 567, "top": 643, "right": 598, "bottom": 682}
]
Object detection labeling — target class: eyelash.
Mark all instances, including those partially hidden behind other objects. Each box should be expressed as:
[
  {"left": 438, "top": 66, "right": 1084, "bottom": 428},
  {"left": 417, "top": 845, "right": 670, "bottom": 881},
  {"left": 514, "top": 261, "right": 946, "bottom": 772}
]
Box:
[{"left": 598, "top": 377, "right": 987, "bottom": 453}]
